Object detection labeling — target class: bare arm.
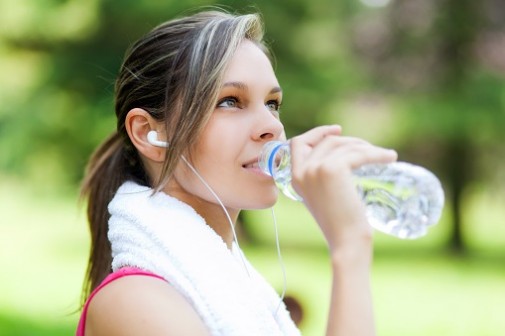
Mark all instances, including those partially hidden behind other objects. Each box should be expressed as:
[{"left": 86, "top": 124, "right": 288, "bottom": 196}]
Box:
[
  {"left": 290, "top": 125, "right": 397, "bottom": 336},
  {"left": 85, "top": 275, "right": 210, "bottom": 336},
  {"left": 326, "top": 238, "right": 375, "bottom": 335}
]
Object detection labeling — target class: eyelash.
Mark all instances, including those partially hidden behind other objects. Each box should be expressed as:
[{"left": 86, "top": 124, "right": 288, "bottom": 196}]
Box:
[
  {"left": 216, "top": 96, "right": 282, "bottom": 114},
  {"left": 266, "top": 99, "right": 282, "bottom": 113},
  {"left": 217, "top": 96, "right": 240, "bottom": 108}
]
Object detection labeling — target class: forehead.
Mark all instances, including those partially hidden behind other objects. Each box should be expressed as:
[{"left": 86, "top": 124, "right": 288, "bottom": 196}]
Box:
[{"left": 222, "top": 39, "right": 278, "bottom": 85}]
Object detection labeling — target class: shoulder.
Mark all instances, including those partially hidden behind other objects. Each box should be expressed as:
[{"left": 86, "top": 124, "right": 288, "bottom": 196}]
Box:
[{"left": 85, "top": 274, "right": 209, "bottom": 336}]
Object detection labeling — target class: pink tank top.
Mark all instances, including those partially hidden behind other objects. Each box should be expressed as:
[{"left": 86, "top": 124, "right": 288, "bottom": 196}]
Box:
[{"left": 76, "top": 267, "right": 165, "bottom": 336}]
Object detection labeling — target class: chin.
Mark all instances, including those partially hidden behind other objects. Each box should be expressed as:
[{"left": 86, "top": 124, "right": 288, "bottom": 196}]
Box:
[{"left": 245, "top": 189, "right": 279, "bottom": 210}]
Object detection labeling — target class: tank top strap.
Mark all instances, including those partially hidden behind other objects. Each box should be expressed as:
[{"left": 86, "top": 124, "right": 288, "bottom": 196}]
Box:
[{"left": 76, "top": 267, "right": 166, "bottom": 336}]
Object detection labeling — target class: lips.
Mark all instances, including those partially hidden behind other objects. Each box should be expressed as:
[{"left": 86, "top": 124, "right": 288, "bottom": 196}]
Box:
[{"left": 242, "top": 158, "right": 259, "bottom": 169}]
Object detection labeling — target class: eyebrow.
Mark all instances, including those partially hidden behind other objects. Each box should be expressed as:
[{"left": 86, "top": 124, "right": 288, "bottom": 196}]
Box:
[{"left": 222, "top": 81, "right": 282, "bottom": 94}]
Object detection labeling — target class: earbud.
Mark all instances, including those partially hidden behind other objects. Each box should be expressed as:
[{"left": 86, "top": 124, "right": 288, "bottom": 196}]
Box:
[{"left": 147, "top": 130, "right": 169, "bottom": 148}]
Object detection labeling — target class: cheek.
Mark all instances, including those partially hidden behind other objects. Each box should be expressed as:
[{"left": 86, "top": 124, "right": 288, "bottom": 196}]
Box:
[
  {"left": 173, "top": 156, "right": 279, "bottom": 209},
  {"left": 193, "top": 134, "right": 241, "bottom": 181},
  {"left": 196, "top": 115, "right": 246, "bottom": 161},
  {"left": 173, "top": 153, "right": 231, "bottom": 200}
]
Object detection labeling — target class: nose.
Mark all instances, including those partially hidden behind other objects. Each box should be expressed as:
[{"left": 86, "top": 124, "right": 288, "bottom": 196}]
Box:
[{"left": 253, "top": 105, "right": 284, "bottom": 142}]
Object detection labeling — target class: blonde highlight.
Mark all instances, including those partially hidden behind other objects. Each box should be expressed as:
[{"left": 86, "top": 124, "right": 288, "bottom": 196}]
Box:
[{"left": 80, "top": 9, "right": 269, "bottom": 304}]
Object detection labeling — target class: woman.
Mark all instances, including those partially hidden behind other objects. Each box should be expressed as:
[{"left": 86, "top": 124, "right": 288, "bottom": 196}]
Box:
[{"left": 77, "top": 9, "right": 396, "bottom": 336}]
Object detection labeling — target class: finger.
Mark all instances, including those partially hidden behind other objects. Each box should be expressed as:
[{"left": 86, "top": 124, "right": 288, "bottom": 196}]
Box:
[
  {"left": 321, "top": 143, "right": 398, "bottom": 170},
  {"left": 297, "top": 136, "right": 372, "bottom": 172},
  {"left": 290, "top": 125, "right": 342, "bottom": 148},
  {"left": 290, "top": 126, "right": 342, "bottom": 174},
  {"left": 290, "top": 126, "right": 342, "bottom": 163},
  {"left": 306, "top": 135, "right": 371, "bottom": 161}
]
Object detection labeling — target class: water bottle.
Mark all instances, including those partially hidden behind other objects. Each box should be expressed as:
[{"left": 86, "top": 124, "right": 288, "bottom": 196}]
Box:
[{"left": 258, "top": 141, "right": 445, "bottom": 239}]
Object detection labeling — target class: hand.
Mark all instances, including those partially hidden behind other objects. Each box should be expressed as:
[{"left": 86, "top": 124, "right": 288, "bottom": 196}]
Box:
[{"left": 289, "top": 125, "right": 397, "bottom": 252}]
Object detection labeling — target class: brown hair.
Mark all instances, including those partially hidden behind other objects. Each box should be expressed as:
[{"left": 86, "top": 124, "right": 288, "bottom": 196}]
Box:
[{"left": 80, "top": 9, "right": 267, "bottom": 304}]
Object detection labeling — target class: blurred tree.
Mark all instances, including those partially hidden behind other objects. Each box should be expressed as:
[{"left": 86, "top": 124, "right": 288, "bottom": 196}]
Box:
[
  {"left": 1, "top": 0, "right": 504, "bottom": 251},
  {"left": 0, "top": 0, "right": 356, "bottom": 184},
  {"left": 347, "top": 0, "right": 505, "bottom": 252},
  {"left": 0, "top": 0, "right": 214, "bottom": 184}
]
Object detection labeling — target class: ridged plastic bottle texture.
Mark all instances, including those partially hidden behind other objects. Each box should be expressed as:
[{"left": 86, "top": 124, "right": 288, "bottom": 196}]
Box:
[{"left": 259, "top": 141, "right": 445, "bottom": 239}]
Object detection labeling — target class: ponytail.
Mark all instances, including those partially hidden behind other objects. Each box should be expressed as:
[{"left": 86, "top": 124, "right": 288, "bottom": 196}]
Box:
[
  {"left": 79, "top": 131, "right": 146, "bottom": 305},
  {"left": 78, "top": 9, "right": 268, "bottom": 307}
]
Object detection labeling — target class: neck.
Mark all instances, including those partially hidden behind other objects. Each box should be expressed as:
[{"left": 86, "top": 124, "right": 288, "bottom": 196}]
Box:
[
  {"left": 195, "top": 204, "right": 240, "bottom": 249},
  {"left": 164, "top": 186, "right": 239, "bottom": 249}
]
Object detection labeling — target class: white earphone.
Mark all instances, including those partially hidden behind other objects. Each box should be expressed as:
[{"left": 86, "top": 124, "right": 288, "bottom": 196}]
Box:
[
  {"left": 147, "top": 130, "right": 169, "bottom": 148},
  {"left": 146, "top": 128, "right": 286, "bottom": 308}
]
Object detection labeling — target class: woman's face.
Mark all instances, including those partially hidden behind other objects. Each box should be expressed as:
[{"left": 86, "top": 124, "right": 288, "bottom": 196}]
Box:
[{"left": 168, "top": 39, "right": 284, "bottom": 212}]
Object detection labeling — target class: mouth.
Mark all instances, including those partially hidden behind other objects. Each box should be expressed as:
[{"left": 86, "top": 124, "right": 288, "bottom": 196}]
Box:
[
  {"left": 242, "top": 157, "right": 275, "bottom": 180},
  {"left": 242, "top": 158, "right": 260, "bottom": 169}
]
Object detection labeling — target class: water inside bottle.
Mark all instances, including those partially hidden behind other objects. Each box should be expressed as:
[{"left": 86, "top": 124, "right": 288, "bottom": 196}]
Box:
[
  {"left": 259, "top": 141, "right": 444, "bottom": 239},
  {"left": 267, "top": 144, "right": 302, "bottom": 201},
  {"left": 354, "top": 163, "right": 444, "bottom": 239}
]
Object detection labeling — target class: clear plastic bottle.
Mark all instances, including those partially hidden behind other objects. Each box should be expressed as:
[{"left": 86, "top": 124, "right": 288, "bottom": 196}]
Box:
[{"left": 258, "top": 141, "right": 445, "bottom": 239}]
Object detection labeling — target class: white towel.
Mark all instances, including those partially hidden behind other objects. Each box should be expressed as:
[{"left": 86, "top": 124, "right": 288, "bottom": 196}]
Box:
[{"left": 108, "top": 181, "right": 301, "bottom": 336}]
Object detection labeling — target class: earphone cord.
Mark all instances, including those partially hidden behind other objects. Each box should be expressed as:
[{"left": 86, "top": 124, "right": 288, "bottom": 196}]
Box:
[
  {"left": 181, "top": 155, "right": 250, "bottom": 277},
  {"left": 271, "top": 207, "right": 287, "bottom": 316},
  {"left": 181, "top": 155, "right": 288, "bottom": 315}
]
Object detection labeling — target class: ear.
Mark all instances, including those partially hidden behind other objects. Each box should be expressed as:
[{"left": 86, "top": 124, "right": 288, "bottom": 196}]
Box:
[{"left": 125, "top": 108, "right": 166, "bottom": 163}]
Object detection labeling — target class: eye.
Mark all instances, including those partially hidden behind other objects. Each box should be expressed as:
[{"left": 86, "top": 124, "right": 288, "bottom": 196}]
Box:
[
  {"left": 217, "top": 96, "right": 239, "bottom": 108},
  {"left": 266, "top": 99, "right": 281, "bottom": 114}
]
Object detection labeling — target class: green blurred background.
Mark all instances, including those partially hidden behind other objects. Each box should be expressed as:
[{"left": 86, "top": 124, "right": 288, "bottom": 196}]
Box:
[{"left": 1, "top": 0, "right": 504, "bottom": 335}]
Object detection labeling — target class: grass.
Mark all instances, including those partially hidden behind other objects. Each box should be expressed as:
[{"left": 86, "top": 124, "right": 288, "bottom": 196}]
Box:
[
  {"left": 1, "top": 178, "right": 504, "bottom": 335},
  {"left": 0, "top": 180, "right": 87, "bottom": 335},
  {"left": 246, "top": 246, "right": 505, "bottom": 336}
]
